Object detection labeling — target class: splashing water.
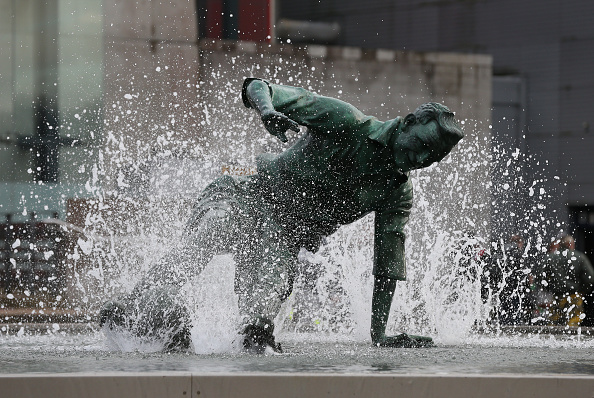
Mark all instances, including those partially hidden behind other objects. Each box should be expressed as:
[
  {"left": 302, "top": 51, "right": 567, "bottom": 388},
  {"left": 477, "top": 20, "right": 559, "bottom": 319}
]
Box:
[
  {"left": 17, "top": 53, "right": 564, "bottom": 354},
  {"left": 80, "top": 125, "right": 497, "bottom": 351}
]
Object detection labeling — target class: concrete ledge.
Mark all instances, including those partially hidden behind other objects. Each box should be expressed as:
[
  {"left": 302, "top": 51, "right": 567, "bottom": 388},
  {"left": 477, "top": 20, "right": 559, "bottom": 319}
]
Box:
[
  {"left": 194, "top": 38, "right": 492, "bottom": 68},
  {"left": 0, "top": 373, "right": 593, "bottom": 398},
  {"left": 0, "top": 373, "right": 191, "bottom": 398}
]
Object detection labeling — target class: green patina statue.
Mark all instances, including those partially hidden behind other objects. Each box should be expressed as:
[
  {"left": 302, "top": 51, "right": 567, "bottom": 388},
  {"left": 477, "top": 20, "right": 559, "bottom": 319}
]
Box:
[{"left": 100, "top": 78, "right": 463, "bottom": 353}]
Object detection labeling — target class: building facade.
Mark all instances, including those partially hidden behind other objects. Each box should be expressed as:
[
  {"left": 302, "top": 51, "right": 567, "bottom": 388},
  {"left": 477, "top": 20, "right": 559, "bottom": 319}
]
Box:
[{"left": 278, "top": 0, "right": 594, "bottom": 259}]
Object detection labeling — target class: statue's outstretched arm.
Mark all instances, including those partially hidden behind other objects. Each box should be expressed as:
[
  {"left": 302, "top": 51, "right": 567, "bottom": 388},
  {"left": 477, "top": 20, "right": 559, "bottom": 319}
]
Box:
[{"left": 245, "top": 79, "right": 300, "bottom": 142}]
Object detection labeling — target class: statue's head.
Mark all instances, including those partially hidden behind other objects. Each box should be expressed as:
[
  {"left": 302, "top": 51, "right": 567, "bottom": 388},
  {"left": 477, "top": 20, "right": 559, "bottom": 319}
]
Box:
[{"left": 392, "top": 102, "right": 463, "bottom": 172}]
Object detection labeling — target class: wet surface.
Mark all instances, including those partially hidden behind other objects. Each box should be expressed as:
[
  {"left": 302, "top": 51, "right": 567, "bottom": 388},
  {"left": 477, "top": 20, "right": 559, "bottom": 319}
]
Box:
[{"left": 1, "top": 330, "right": 594, "bottom": 375}]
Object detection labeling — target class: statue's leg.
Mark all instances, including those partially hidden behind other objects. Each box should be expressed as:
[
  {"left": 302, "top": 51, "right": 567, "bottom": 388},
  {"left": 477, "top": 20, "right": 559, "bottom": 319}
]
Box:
[
  {"left": 139, "top": 201, "right": 240, "bottom": 289},
  {"left": 235, "top": 217, "right": 297, "bottom": 353},
  {"left": 100, "top": 201, "right": 241, "bottom": 351}
]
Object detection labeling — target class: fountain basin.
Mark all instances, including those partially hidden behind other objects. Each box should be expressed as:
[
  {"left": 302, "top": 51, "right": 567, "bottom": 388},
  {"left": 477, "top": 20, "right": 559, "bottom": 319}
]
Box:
[{"left": 1, "top": 329, "right": 594, "bottom": 397}]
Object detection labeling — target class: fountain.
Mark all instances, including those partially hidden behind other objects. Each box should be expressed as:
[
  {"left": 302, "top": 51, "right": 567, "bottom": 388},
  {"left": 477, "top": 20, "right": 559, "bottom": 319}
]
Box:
[{"left": 1, "top": 35, "right": 593, "bottom": 397}]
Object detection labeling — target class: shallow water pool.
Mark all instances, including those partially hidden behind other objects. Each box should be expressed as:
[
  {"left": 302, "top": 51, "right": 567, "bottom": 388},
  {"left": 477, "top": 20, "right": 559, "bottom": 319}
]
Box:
[{"left": 1, "top": 329, "right": 593, "bottom": 376}]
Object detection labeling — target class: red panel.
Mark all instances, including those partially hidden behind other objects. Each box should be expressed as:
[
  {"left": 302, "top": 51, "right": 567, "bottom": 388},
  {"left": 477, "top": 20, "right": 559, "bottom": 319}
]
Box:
[
  {"left": 206, "top": 0, "right": 224, "bottom": 39},
  {"left": 238, "top": 0, "right": 271, "bottom": 42}
]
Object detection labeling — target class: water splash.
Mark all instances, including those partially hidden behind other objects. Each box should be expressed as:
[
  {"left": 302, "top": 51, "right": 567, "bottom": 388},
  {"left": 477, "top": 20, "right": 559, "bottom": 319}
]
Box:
[
  {"left": 2, "top": 51, "right": 566, "bottom": 352},
  {"left": 83, "top": 125, "right": 513, "bottom": 350}
]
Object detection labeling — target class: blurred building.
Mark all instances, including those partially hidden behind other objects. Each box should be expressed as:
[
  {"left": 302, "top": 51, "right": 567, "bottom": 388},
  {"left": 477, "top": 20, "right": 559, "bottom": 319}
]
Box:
[
  {"left": 0, "top": 1, "right": 103, "bottom": 218},
  {"left": 0, "top": 0, "right": 104, "bottom": 315}
]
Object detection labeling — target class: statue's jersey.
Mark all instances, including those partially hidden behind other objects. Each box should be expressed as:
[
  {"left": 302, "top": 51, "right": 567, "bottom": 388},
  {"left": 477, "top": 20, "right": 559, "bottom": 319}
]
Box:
[{"left": 209, "top": 79, "right": 414, "bottom": 280}]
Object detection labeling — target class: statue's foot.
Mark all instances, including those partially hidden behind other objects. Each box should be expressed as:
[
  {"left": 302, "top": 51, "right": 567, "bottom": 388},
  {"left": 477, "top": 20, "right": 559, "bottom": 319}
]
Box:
[
  {"left": 242, "top": 318, "right": 282, "bottom": 354},
  {"left": 99, "top": 301, "right": 127, "bottom": 329},
  {"left": 374, "top": 333, "right": 435, "bottom": 348},
  {"left": 100, "top": 286, "right": 192, "bottom": 352}
]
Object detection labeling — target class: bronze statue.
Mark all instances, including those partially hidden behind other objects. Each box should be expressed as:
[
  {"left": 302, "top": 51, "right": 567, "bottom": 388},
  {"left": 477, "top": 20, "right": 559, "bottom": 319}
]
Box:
[{"left": 100, "top": 78, "right": 464, "bottom": 353}]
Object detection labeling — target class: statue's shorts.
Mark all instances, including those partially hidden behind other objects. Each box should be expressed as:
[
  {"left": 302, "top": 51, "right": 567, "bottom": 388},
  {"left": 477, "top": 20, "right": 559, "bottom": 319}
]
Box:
[{"left": 151, "top": 174, "right": 298, "bottom": 326}]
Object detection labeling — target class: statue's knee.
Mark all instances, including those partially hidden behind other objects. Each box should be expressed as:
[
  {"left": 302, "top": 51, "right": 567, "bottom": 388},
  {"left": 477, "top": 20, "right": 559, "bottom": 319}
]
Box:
[
  {"left": 185, "top": 207, "right": 239, "bottom": 247},
  {"left": 197, "top": 208, "right": 231, "bottom": 228}
]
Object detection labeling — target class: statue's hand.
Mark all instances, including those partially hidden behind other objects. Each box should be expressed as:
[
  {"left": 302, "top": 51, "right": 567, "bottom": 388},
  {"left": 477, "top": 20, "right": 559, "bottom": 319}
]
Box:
[
  {"left": 261, "top": 110, "right": 300, "bottom": 142},
  {"left": 373, "top": 333, "right": 435, "bottom": 348}
]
